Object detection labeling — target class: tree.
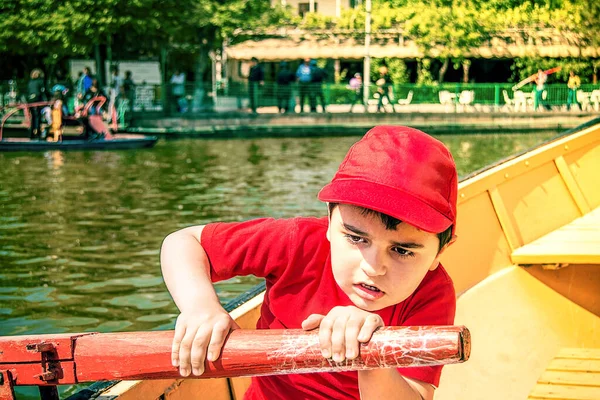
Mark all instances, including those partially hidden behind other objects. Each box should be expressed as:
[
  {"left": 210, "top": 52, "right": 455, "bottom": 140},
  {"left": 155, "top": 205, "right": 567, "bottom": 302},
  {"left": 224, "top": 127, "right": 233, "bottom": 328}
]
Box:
[
  {"left": 0, "top": 0, "right": 183, "bottom": 81},
  {"left": 161, "top": 0, "right": 274, "bottom": 110}
]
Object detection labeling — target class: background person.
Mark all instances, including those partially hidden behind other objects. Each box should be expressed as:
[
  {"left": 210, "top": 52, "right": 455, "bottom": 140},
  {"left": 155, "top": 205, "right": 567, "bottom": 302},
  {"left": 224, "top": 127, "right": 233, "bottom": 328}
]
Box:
[
  {"left": 296, "top": 58, "right": 314, "bottom": 112},
  {"left": 348, "top": 73, "right": 365, "bottom": 113},
  {"left": 170, "top": 69, "right": 186, "bottom": 113},
  {"left": 122, "top": 70, "right": 136, "bottom": 124},
  {"left": 76, "top": 67, "right": 93, "bottom": 108},
  {"left": 310, "top": 59, "right": 327, "bottom": 113},
  {"left": 81, "top": 79, "right": 106, "bottom": 116},
  {"left": 248, "top": 57, "right": 264, "bottom": 114},
  {"left": 534, "top": 69, "right": 547, "bottom": 111},
  {"left": 566, "top": 70, "right": 581, "bottom": 111},
  {"left": 376, "top": 66, "right": 395, "bottom": 113},
  {"left": 27, "top": 68, "right": 47, "bottom": 139},
  {"left": 276, "top": 61, "right": 295, "bottom": 113},
  {"left": 108, "top": 66, "right": 123, "bottom": 124}
]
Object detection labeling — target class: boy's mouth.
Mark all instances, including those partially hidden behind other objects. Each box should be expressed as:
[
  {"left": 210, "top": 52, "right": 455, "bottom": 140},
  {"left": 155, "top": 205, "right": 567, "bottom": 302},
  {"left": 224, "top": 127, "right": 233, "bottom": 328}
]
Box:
[
  {"left": 354, "top": 282, "right": 385, "bottom": 300},
  {"left": 360, "top": 283, "right": 381, "bottom": 292}
]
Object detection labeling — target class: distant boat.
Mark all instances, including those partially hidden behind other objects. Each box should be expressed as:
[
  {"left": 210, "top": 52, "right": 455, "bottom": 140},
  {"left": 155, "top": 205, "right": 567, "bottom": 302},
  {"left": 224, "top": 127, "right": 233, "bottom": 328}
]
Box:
[{"left": 0, "top": 97, "right": 157, "bottom": 151}]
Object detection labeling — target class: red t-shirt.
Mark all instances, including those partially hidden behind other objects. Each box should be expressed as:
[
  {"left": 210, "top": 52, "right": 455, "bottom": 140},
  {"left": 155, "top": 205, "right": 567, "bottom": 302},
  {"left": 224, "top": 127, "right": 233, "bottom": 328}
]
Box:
[{"left": 201, "top": 217, "right": 456, "bottom": 399}]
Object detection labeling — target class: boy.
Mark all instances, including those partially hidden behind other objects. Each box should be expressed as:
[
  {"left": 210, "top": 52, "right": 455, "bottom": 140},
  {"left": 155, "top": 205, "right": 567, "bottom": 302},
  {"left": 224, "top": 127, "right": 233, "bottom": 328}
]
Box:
[{"left": 161, "top": 126, "right": 458, "bottom": 399}]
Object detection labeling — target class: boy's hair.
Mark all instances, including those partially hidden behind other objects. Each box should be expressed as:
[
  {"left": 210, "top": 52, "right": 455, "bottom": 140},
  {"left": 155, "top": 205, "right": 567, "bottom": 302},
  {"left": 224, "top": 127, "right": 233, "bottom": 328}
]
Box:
[{"left": 328, "top": 203, "right": 453, "bottom": 252}]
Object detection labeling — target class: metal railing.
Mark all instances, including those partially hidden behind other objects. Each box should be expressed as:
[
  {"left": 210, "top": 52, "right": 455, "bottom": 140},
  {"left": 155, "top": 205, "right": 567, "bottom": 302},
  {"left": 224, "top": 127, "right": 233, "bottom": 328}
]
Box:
[
  {"left": 2, "top": 81, "right": 599, "bottom": 119},
  {"left": 139, "top": 82, "right": 600, "bottom": 113}
]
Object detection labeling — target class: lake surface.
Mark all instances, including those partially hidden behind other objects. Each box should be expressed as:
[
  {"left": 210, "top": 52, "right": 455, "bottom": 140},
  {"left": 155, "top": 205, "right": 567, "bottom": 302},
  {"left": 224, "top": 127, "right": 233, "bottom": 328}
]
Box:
[{"left": 0, "top": 132, "right": 557, "bottom": 339}]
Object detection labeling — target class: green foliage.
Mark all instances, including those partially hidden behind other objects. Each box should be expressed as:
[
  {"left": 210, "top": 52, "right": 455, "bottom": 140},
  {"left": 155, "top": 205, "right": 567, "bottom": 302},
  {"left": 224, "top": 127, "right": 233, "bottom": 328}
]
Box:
[
  {"left": 0, "top": 0, "right": 273, "bottom": 65},
  {"left": 0, "top": 0, "right": 186, "bottom": 63},
  {"left": 416, "top": 59, "right": 436, "bottom": 85},
  {"left": 301, "top": 0, "right": 598, "bottom": 65}
]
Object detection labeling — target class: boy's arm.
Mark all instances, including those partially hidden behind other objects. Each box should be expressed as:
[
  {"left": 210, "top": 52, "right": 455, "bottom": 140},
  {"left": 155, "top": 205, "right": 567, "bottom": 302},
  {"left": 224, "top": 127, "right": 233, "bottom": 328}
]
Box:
[
  {"left": 161, "top": 226, "right": 238, "bottom": 377},
  {"left": 358, "top": 369, "right": 434, "bottom": 400},
  {"left": 161, "top": 226, "right": 218, "bottom": 311}
]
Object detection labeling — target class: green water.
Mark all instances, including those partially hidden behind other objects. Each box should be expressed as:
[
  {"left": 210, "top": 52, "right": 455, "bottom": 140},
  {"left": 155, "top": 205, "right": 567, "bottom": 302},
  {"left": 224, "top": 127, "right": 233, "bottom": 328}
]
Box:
[{"left": 0, "top": 132, "right": 559, "bottom": 398}]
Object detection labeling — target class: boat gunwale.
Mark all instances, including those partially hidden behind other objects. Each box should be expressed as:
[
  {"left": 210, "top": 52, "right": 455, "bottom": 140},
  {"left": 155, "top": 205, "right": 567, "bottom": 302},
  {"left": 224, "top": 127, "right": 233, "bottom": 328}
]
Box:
[
  {"left": 459, "top": 116, "right": 600, "bottom": 183},
  {"left": 456, "top": 116, "right": 600, "bottom": 204}
]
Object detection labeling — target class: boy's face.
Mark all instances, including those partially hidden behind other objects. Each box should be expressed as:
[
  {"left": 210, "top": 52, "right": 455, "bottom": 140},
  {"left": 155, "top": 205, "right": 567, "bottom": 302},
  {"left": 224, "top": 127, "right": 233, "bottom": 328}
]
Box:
[{"left": 327, "top": 204, "right": 448, "bottom": 312}]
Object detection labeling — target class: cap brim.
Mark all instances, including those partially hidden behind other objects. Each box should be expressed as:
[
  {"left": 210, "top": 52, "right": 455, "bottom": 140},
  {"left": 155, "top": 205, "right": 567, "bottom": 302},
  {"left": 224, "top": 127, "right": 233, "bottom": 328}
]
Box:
[{"left": 318, "top": 179, "right": 452, "bottom": 234}]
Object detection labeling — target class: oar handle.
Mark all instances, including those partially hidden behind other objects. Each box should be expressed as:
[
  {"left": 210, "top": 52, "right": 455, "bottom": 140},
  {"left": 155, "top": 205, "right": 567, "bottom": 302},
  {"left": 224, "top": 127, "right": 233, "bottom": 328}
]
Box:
[
  {"left": 77, "top": 325, "right": 470, "bottom": 380},
  {"left": 0, "top": 325, "right": 470, "bottom": 385}
]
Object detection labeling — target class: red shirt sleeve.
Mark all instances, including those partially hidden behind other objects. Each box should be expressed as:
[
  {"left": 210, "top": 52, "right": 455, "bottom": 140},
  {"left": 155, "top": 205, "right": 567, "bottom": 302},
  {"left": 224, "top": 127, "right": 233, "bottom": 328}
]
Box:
[
  {"left": 200, "top": 218, "right": 294, "bottom": 282},
  {"left": 395, "top": 265, "right": 456, "bottom": 388}
]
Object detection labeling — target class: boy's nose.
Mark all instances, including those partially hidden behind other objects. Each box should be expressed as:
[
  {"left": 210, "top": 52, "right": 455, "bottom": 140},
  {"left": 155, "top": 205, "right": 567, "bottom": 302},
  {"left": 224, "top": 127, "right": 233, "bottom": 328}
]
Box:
[{"left": 360, "top": 252, "right": 387, "bottom": 276}]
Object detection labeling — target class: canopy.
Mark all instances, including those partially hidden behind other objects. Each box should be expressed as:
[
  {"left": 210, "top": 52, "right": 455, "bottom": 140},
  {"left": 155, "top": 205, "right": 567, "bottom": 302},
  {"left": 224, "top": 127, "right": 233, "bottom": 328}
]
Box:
[{"left": 225, "top": 30, "right": 600, "bottom": 61}]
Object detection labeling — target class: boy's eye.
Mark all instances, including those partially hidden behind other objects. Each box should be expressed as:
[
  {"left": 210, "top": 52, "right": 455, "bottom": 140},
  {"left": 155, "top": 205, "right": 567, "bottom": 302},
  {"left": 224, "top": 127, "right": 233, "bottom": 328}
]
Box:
[
  {"left": 344, "top": 234, "right": 365, "bottom": 244},
  {"left": 392, "top": 247, "right": 414, "bottom": 257}
]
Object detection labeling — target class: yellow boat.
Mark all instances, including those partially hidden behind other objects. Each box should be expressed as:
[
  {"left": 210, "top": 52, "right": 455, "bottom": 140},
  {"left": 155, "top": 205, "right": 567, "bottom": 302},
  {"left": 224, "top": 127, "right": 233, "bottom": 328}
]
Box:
[{"left": 75, "top": 119, "right": 600, "bottom": 400}]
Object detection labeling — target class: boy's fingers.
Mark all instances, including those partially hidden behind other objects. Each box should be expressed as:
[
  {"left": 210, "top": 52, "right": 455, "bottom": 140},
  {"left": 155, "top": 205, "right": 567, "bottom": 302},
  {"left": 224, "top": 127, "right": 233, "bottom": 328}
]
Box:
[
  {"left": 344, "top": 318, "right": 362, "bottom": 360},
  {"left": 357, "top": 314, "right": 384, "bottom": 343},
  {"left": 171, "top": 319, "right": 186, "bottom": 367},
  {"left": 205, "top": 320, "right": 231, "bottom": 362},
  {"left": 318, "top": 316, "right": 334, "bottom": 359},
  {"left": 330, "top": 316, "right": 349, "bottom": 363},
  {"left": 301, "top": 313, "right": 324, "bottom": 330},
  {"left": 178, "top": 328, "right": 198, "bottom": 377},
  {"left": 190, "top": 327, "right": 211, "bottom": 376}
]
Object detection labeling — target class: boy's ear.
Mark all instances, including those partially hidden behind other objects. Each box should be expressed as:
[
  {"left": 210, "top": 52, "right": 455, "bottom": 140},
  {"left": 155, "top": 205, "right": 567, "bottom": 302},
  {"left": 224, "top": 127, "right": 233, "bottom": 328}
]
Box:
[{"left": 428, "top": 235, "right": 457, "bottom": 271}]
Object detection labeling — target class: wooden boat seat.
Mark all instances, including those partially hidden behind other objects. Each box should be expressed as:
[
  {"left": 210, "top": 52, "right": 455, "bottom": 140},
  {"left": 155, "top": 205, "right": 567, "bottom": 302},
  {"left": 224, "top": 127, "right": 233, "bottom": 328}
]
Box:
[
  {"left": 527, "top": 347, "right": 600, "bottom": 400},
  {"left": 436, "top": 266, "right": 600, "bottom": 400},
  {"left": 511, "top": 206, "right": 600, "bottom": 265}
]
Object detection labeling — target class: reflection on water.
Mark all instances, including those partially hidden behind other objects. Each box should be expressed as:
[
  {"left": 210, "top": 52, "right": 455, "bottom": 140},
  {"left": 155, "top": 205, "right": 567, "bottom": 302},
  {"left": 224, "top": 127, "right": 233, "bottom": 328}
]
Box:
[{"left": 0, "top": 132, "right": 557, "bottom": 338}]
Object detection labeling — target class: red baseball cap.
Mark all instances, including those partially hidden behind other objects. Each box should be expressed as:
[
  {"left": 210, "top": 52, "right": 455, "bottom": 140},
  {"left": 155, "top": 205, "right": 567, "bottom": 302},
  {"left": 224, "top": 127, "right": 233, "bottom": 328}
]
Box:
[{"left": 318, "top": 126, "right": 457, "bottom": 235}]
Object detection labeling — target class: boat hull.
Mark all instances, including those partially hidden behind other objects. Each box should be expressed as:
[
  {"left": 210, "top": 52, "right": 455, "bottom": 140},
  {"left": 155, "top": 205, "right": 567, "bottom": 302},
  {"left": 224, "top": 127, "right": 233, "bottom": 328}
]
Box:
[{"left": 0, "top": 134, "right": 158, "bottom": 151}]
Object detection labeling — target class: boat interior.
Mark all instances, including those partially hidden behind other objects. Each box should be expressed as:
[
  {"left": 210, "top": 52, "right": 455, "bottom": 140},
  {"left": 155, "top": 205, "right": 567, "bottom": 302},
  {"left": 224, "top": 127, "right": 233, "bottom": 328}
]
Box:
[{"left": 83, "top": 119, "right": 600, "bottom": 400}]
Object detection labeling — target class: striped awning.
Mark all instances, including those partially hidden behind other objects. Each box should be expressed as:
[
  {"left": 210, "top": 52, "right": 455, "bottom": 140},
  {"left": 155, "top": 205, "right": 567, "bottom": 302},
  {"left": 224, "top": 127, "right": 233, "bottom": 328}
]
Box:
[{"left": 225, "top": 36, "right": 600, "bottom": 61}]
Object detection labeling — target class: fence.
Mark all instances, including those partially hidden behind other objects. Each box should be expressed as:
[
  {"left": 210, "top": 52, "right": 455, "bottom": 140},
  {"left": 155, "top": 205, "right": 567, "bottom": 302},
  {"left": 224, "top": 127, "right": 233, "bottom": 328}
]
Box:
[
  {"left": 2, "top": 81, "right": 599, "bottom": 116},
  {"left": 134, "top": 82, "right": 600, "bottom": 113}
]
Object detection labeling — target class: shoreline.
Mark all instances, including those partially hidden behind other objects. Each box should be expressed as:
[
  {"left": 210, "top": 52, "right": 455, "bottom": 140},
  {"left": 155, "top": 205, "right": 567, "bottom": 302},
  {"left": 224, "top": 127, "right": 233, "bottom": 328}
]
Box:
[{"left": 125, "top": 108, "right": 598, "bottom": 138}]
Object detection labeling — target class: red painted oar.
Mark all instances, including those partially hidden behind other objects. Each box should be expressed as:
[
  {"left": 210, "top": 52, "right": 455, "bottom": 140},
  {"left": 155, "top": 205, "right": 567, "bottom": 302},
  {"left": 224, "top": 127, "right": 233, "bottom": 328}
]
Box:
[
  {"left": 0, "top": 326, "right": 470, "bottom": 386},
  {"left": 512, "top": 66, "right": 562, "bottom": 90}
]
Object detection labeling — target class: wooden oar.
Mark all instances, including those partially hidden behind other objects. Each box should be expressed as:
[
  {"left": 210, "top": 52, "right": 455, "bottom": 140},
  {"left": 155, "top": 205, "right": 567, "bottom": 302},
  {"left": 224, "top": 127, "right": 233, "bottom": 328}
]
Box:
[
  {"left": 511, "top": 66, "right": 562, "bottom": 90},
  {"left": 0, "top": 325, "right": 470, "bottom": 386}
]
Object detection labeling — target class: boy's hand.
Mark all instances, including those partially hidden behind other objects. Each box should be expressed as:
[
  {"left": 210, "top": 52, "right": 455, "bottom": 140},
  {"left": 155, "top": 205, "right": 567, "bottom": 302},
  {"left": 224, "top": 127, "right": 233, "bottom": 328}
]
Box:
[
  {"left": 171, "top": 309, "right": 239, "bottom": 377},
  {"left": 301, "top": 306, "right": 384, "bottom": 363}
]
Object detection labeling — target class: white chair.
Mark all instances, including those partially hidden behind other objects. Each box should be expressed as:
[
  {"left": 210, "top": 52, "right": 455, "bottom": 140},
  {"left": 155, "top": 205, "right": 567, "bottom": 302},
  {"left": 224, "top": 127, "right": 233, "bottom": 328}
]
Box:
[
  {"left": 458, "top": 90, "right": 475, "bottom": 111},
  {"left": 590, "top": 90, "right": 600, "bottom": 111},
  {"left": 502, "top": 90, "right": 515, "bottom": 111},
  {"left": 577, "top": 90, "right": 591, "bottom": 111},
  {"left": 513, "top": 91, "right": 532, "bottom": 112},
  {"left": 397, "top": 90, "right": 413, "bottom": 105},
  {"left": 438, "top": 90, "right": 453, "bottom": 105}
]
